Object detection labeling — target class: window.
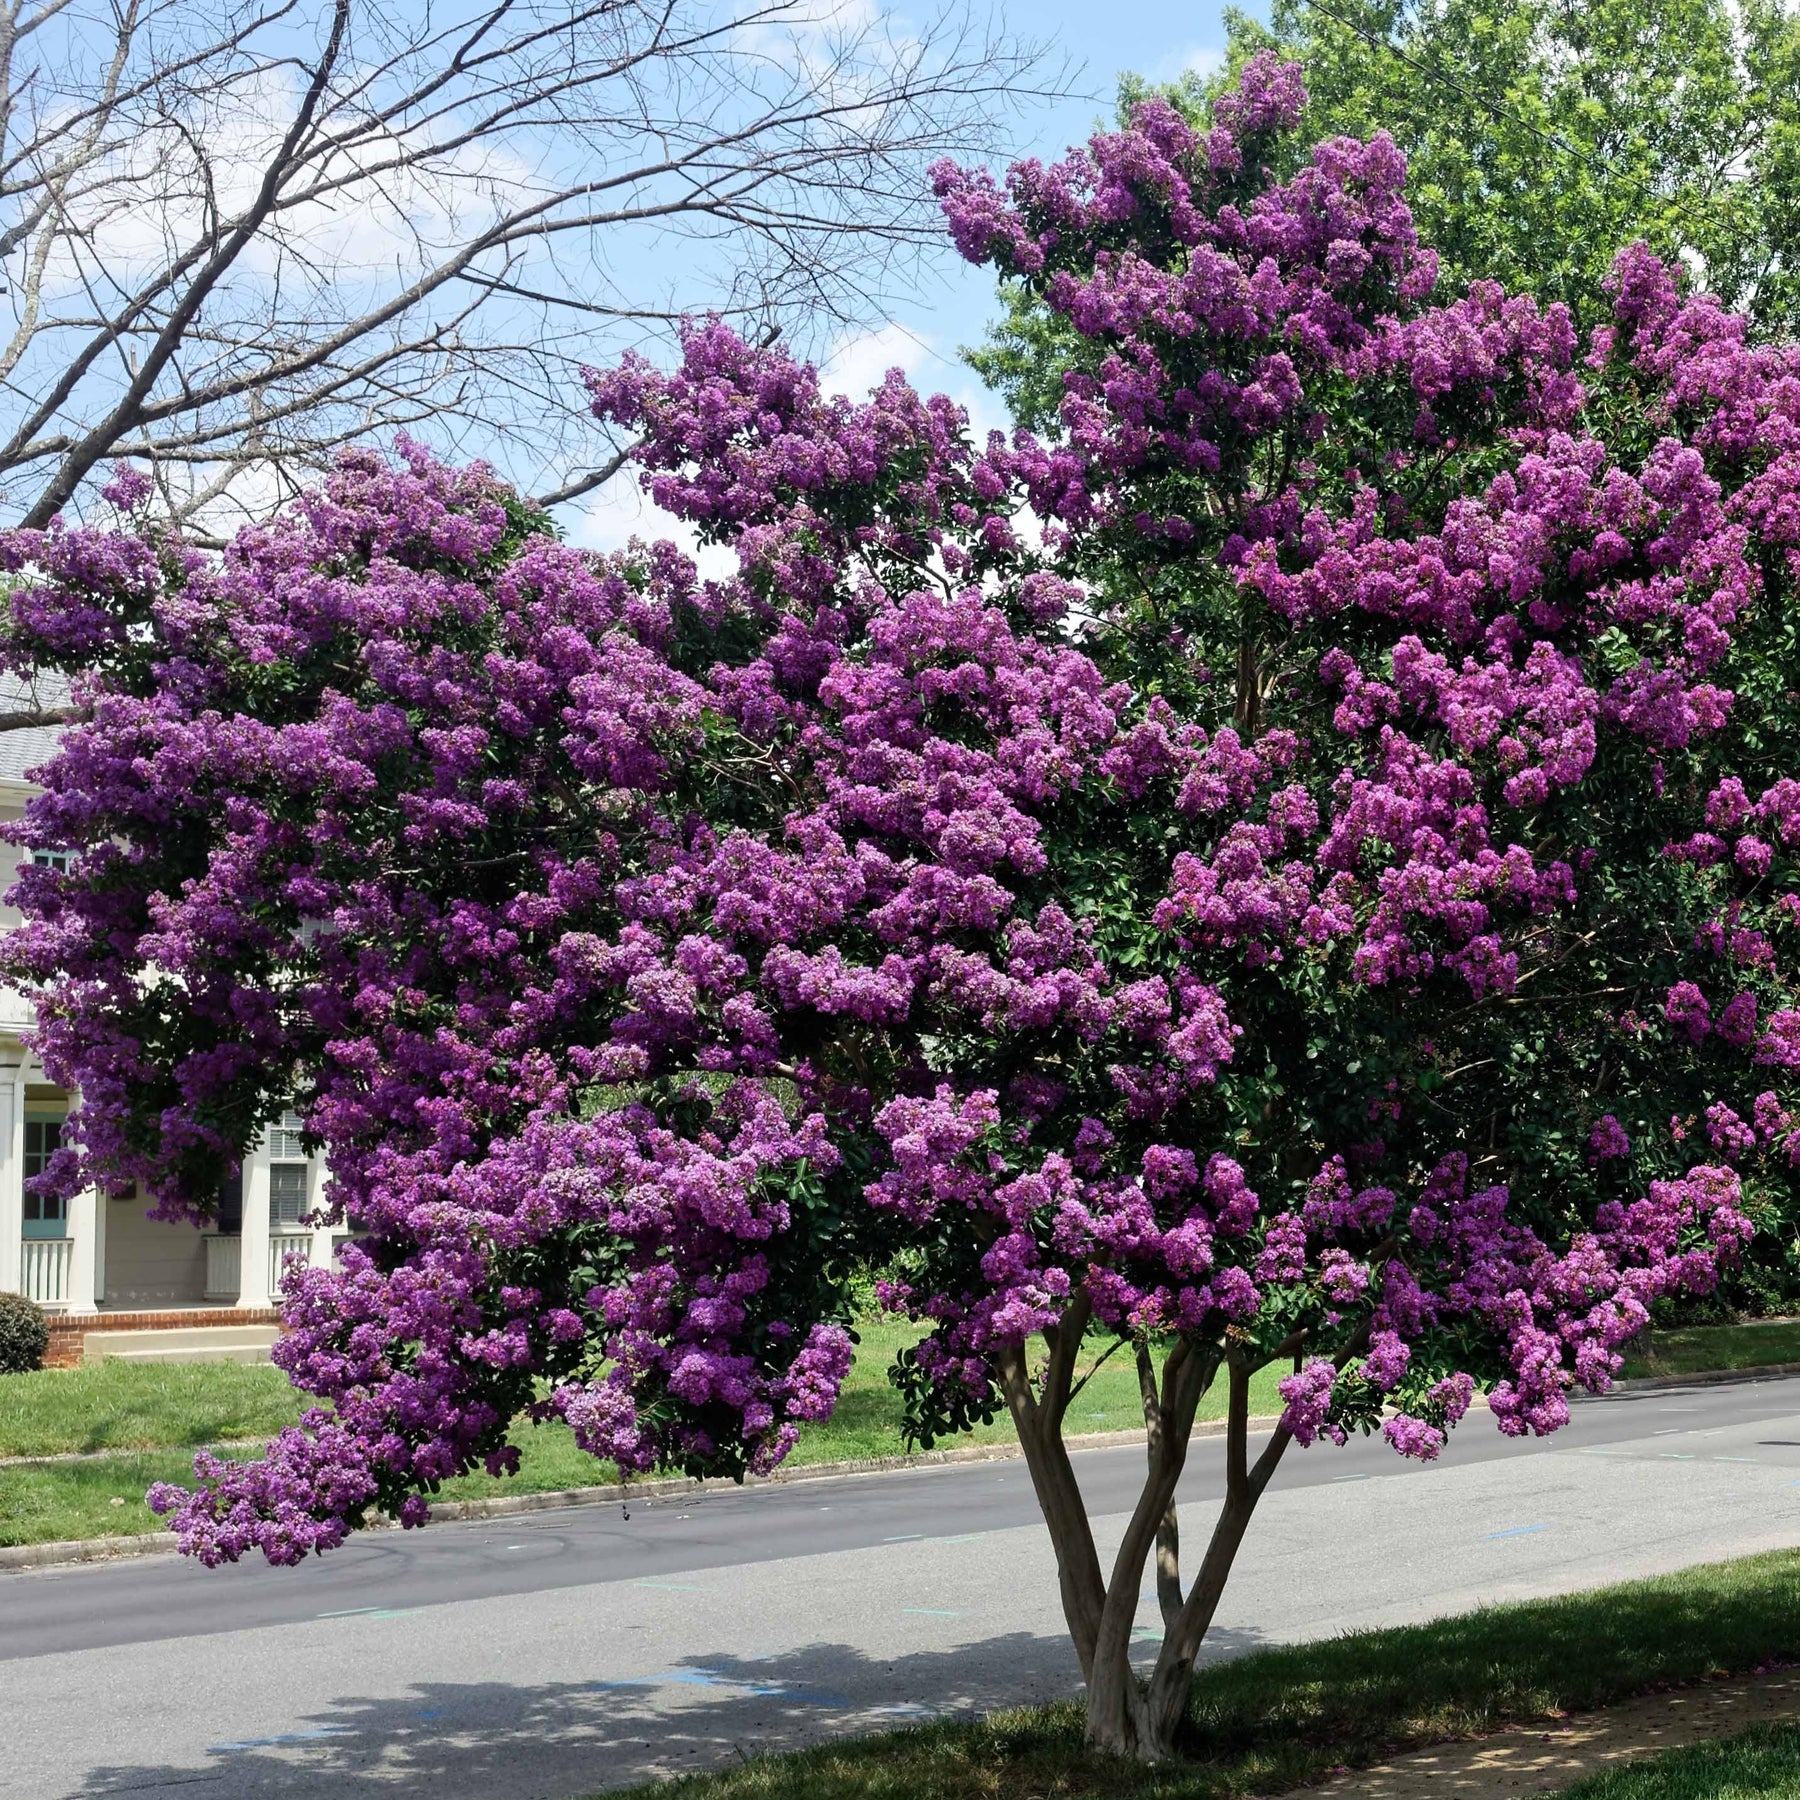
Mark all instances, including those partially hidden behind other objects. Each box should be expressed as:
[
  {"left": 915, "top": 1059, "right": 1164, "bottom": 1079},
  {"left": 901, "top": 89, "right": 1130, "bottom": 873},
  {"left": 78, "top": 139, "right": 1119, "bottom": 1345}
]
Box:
[
  {"left": 268, "top": 1111, "right": 310, "bottom": 1226},
  {"left": 268, "top": 1112, "right": 307, "bottom": 1161},
  {"left": 29, "top": 849, "right": 73, "bottom": 874},
  {"left": 22, "top": 1117, "right": 66, "bottom": 1238},
  {"left": 269, "top": 1163, "right": 309, "bottom": 1225},
  {"left": 214, "top": 1168, "right": 243, "bottom": 1236}
]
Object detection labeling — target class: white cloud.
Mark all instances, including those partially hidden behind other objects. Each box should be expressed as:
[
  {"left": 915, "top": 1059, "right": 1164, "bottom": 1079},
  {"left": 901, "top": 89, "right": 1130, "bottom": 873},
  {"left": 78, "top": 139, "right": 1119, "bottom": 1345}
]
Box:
[
  {"left": 570, "top": 467, "right": 738, "bottom": 580},
  {"left": 1150, "top": 43, "right": 1226, "bottom": 84},
  {"left": 821, "top": 320, "right": 1010, "bottom": 443},
  {"left": 819, "top": 321, "right": 926, "bottom": 400},
  {"left": 55, "top": 65, "right": 536, "bottom": 301},
  {"left": 731, "top": 0, "right": 911, "bottom": 113}
]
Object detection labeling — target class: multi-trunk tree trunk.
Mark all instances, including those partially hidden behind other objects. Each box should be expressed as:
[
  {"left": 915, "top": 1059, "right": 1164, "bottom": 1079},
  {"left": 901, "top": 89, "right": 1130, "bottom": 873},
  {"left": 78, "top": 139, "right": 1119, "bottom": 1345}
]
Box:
[{"left": 996, "top": 1297, "right": 1298, "bottom": 1762}]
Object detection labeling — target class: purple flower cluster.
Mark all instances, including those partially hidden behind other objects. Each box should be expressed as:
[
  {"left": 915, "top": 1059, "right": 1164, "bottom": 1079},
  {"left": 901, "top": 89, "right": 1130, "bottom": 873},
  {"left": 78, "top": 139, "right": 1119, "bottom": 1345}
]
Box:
[{"left": 1, "top": 58, "right": 1796, "bottom": 1558}]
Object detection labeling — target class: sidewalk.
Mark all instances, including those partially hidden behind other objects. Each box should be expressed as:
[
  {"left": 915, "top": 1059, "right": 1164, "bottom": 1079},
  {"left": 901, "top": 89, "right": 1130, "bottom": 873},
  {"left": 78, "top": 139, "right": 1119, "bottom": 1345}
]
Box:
[{"left": 1307, "top": 1668, "right": 1800, "bottom": 1800}]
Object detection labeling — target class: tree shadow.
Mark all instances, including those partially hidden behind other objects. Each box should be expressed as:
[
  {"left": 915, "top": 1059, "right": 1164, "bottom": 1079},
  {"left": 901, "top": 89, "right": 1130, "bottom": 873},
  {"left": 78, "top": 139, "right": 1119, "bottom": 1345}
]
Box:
[{"left": 69, "top": 1625, "right": 1275, "bottom": 1799}]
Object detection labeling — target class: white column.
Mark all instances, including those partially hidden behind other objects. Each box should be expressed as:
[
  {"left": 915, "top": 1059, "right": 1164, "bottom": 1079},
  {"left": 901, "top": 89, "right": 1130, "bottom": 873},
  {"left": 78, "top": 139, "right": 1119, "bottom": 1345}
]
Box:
[
  {"left": 65, "top": 1183, "right": 99, "bottom": 1315},
  {"left": 237, "top": 1134, "right": 273, "bottom": 1309},
  {"left": 92, "top": 1179, "right": 108, "bottom": 1307},
  {"left": 0, "top": 1057, "right": 20, "bottom": 1295},
  {"left": 307, "top": 1153, "right": 336, "bottom": 1272}
]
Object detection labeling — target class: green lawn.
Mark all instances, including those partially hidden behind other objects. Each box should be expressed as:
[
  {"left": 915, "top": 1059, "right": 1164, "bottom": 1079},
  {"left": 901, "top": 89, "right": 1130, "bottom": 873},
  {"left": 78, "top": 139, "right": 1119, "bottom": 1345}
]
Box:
[
  {"left": 592, "top": 1548, "right": 1800, "bottom": 1800},
  {"left": 0, "top": 1358, "right": 304, "bottom": 1458},
  {"left": 0, "top": 1448, "right": 210, "bottom": 1546},
  {"left": 1, "top": 1311, "right": 1787, "bottom": 1549},
  {"left": 0, "top": 1318, "right": 1287, "bottom": 1547},
  {"left": 1559, "top": 1725, "right": 1800, "bottom": 1800},
  {"left": 1620, "top": 1319, "right": 1800, "bottom": 1382}
]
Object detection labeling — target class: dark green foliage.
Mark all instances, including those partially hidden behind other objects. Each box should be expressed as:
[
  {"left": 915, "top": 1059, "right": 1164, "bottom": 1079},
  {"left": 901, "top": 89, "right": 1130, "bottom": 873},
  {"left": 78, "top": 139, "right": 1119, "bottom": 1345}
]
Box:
[{"left": 0, "top": 1291, "right": 48, "bottom": 1375}]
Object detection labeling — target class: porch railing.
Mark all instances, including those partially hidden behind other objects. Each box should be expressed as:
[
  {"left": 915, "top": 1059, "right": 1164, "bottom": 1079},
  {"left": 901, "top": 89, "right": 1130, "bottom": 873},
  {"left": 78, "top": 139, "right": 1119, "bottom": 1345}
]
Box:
[
  {"left": 200, "top": 1230, "right": 325, "bottom": 1303},
  {"left": 18, "top": 1237, "right": 70, "bottom": 1306},
  {"left": 269, "top": 1232, "right": 312, "bottom": 1297}
]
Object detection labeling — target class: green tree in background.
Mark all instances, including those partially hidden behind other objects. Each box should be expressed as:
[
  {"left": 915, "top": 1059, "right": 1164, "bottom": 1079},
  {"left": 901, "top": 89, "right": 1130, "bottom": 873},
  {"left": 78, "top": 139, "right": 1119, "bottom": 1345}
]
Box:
[
  {"left": 972, "top": 0, "right": 1800, "bottom": 432},
  {"left": 1212, "top": 0, "right": 1800, "bottom": 328}
]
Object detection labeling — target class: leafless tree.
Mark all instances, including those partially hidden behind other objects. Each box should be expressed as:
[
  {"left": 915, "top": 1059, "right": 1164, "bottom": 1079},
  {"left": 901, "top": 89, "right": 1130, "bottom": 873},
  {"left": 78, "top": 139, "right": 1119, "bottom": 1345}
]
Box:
[{"left": 0, "top": 0, "right": 1062, "bottom": 532}]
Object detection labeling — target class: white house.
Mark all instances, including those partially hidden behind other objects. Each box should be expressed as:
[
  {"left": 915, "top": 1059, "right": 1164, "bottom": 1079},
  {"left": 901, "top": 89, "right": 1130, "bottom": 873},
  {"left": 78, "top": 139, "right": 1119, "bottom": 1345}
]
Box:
[{"left": 0, "top": 711, "right": 342, "bottom": 1362}]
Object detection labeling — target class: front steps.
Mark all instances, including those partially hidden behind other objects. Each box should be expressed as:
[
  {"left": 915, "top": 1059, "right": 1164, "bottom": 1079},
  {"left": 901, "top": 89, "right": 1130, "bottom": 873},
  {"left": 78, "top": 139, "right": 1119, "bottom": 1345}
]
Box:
[
  {"left": 82, "top": 1323, "right": 281, "bottom": 1365},
  {"left": 44, "top": 1307, "right": 283, "bottom": 1367}
]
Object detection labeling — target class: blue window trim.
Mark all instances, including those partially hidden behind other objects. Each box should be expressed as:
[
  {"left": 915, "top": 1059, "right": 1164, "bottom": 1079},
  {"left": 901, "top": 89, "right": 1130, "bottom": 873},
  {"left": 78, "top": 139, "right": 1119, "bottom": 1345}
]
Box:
[{"left": 21, "top": 1112, "right": 68, "bottom": 1240}]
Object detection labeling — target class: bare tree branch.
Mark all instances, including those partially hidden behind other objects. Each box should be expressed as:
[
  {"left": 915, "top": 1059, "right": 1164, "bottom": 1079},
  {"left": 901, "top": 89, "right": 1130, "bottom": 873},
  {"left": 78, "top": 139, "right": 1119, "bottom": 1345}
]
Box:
[
  {"left": 0, "top": 0, "right": 1073, "bottom": 530},
  {"left": 0, "top": 702, "right": 77, "bottom": 728},
  {"left": 531, "top": 440, "right": 633, "bottom": 509}
]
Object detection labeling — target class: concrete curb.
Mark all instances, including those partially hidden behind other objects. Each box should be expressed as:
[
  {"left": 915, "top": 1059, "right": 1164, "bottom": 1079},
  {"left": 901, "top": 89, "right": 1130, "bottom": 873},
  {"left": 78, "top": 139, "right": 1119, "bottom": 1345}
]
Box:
[
  {"left": 6, "top": 1357, "right": 1794, "bottom": 1575},
  {"left": 0, "top": 1531, "right": 179, "bottom": 1572},
  {"left": 0, "top": 1412, "right": 1282, "bottom": 1575},
  {"left": 1607, "top": 1360, "right": 1800, "bottom": 1392}
]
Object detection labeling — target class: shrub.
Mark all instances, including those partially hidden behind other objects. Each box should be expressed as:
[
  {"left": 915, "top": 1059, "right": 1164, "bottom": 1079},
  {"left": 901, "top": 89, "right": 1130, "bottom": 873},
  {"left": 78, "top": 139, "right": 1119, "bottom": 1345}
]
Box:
[{"left": 0, "top": 1290, "right": 48, "bottom": 1374}]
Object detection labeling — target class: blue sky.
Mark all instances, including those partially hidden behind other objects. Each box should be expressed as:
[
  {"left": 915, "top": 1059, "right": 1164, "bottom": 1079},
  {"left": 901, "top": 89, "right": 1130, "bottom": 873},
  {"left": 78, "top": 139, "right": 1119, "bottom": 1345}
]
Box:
[{"left": 574, "top": 0, "right": 1253, "bottom": 554}]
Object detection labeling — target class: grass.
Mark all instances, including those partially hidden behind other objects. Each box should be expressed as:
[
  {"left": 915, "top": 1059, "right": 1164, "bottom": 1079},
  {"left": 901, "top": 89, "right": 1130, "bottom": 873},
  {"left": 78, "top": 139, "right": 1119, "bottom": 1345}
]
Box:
[
  {"left": 1620, "top": 1319, "right": 1800, "bottom": 1382},
  {"left": 1559, "top": 1725, "right": 1800, "bottom": 1800},
  {"left": 0, "top": 1317, "right": 1287, "bottom": 1546},
  {"left": 594, "top": 1547, "right": 1800, "bottom": 1800},
  {"left": 0, "top": 1358, "right": 304, "bottom": 1458},
  {"left": 0, "top": 1447, "right": 212, "bottom": 1545},
  {"left": 0, "top": 1309, "right": 1787, "bottom": 1547},
  {"left": 428, "top": 1316, "right": 1281, "bottom": 1506},
  {"left": 763, "top": 1316, "right": 1284, "bottom": 1465}
]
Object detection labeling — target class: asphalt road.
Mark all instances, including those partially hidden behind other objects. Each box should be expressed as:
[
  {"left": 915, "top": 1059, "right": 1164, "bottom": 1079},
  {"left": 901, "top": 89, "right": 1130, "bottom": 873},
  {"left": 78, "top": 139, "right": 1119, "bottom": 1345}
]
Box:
[{"left": 11, "top": 1372, "right": 1800, "bottom": 1800}]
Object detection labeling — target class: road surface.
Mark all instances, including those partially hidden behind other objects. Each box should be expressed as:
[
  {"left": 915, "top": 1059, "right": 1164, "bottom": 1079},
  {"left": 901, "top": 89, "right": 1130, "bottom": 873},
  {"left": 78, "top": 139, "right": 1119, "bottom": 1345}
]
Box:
[{"left": 10, "top": 1372, "right": 1800, "bottom": 1799}]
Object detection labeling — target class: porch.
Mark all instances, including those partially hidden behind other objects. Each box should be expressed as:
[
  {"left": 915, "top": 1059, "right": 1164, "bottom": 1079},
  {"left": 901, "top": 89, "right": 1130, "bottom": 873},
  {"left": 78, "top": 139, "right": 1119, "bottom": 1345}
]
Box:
[
  {"left": 0, "top": 1044, "right": 339, "bottom": 1361},
  {"left": 13, "top": 1220, "right": 348, "bottom": 1316}
]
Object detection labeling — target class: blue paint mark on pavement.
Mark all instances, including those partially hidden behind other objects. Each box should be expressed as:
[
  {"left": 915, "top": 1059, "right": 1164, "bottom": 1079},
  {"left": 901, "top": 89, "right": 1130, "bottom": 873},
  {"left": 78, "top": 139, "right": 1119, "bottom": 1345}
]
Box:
[
  {"left": 1486, "top": 1523, "right": 1550, "bottom": 1540},
  {"left": 210, "top": 1727, "right": 355, "bottom": 1752},
  {"left": 590, "top": 1670, "right": 850, "bottom": 1706}
]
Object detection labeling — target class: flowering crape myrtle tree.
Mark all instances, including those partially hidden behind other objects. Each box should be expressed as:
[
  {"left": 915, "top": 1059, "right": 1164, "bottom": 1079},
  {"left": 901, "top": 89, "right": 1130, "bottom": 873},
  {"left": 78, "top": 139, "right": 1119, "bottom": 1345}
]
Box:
[{"left": 6, "top": 54, "right": 1800, "bottom": 1761}]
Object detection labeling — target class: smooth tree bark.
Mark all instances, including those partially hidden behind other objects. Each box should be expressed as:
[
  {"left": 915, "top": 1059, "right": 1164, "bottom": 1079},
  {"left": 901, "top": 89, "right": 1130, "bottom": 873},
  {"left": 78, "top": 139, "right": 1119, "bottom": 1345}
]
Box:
[{"left": 998, "top": 1304, "right": 1382, "bottom": 1759}]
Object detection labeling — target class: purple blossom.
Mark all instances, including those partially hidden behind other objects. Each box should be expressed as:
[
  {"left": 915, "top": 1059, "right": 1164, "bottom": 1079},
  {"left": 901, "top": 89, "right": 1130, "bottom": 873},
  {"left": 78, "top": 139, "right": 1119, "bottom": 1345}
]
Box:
[
  {"left": 1588, "top": 1115, "right": 1632, "bottom": 1161},
  {"left": 0, "top": 56, "right": 1788, "bottom": 1571},
  {"left": 1278, "top": 1360, "right": 1344, "bottom": 1447},
  {"left": 1665, "top": 982, "right": 1712, "bottom": 1044}
]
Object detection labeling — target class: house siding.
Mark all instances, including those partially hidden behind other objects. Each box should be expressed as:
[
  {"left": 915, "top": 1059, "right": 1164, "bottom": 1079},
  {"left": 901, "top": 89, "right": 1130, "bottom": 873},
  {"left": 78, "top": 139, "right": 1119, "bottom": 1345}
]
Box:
[{"left": 101, "top": 1195, "right": 210, "bottom": 1308}]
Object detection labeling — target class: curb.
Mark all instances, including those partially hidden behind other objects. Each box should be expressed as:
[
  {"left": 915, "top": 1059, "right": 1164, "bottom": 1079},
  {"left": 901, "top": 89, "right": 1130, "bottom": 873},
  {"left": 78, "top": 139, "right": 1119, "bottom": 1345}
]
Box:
[
  {"left": 1606, "top": 1360, "right": 1800, "bottom": 1393},
  {"left": 7, "top": 1358, "right": 1796, "bottom": 1575},
  {"left": 0, "top": 1531, "right": 179, "bottom": 1572},
  {"left": 0, "top": 1413, "right": 1281, "bottom": 1575}
]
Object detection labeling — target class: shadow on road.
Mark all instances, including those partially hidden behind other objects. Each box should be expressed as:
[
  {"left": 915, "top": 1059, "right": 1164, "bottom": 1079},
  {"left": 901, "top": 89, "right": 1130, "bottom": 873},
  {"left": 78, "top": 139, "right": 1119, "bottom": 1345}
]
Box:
[{"left": 71, "top": 1624, "right": 1273, "bottom": 1799}]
